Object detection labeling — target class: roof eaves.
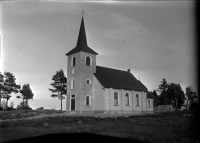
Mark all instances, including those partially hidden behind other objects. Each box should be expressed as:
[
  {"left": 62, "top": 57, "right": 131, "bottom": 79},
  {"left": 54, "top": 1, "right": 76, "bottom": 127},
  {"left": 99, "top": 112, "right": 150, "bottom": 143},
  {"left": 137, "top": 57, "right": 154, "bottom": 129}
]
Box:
[
  {"left": 66, "top": 46, "right": 98, "bottom": 56},
  {"left": 102, "top": 85, "right": 147, "bottom": 92}
]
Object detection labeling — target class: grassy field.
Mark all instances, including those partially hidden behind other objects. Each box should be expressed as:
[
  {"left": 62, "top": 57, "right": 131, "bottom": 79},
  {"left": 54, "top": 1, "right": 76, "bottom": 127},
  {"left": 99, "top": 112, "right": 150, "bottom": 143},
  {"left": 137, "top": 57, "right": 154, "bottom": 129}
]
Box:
[
  {"left": 0, "top": 110, "right": 65, "bottom": 120},
  {"left": 0, "top": 110, "right": 197, "bottom": 143}
]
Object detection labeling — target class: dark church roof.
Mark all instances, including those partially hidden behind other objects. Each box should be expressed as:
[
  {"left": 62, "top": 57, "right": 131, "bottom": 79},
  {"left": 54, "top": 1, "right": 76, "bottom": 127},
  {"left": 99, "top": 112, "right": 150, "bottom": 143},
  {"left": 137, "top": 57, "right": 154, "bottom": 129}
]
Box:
[
  {"left": 94, "top": 66, "right": 148, "bottom": 91},
  {"left": 66, "top": 17, "right": 98, "bottom": 56}
]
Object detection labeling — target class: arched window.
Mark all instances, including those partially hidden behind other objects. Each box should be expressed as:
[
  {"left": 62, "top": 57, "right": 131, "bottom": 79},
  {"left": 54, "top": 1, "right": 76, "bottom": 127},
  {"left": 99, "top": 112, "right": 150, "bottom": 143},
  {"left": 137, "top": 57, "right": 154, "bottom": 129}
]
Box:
[
  {"left": 114, "top": 92, "right": 118, "bottom": 106},
  {"left": 86, "top": 95, "right": 91, "bottom": 106},
  {"left": 71, "top": 79, "right": 75, "bottom": 89},
  {"left": 148, "top": 100, "right": 151, "bottom": 108},
  {"left": 136, "top": 94, "right": 139, "bottom": 106},
  {"left": 125, "top": 93, "right": 129, "bottom": 106},
  {"left": 71, "top": 57, "right": 76, "bottom": 67},
  {"left": 86, "top": 56, "right": 92, "bottom": 66}
]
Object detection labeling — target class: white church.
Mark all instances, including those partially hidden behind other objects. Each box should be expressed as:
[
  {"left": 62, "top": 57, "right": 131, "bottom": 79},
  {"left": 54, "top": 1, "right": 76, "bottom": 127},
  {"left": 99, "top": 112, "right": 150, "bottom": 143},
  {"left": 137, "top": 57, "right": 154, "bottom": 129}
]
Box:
[{"left": 65, "top": 15, "right": 154, "bottom": 114}]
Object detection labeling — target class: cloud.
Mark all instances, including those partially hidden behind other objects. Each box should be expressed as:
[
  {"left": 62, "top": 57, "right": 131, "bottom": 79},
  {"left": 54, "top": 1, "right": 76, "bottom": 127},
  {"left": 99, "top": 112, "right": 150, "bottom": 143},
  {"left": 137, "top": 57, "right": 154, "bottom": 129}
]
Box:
[
  {"left": 2, "top": 2, "right": 80, "bottom": 18},
  {"left": 89, "top": 11, "right": 162, "bottom": 40}
]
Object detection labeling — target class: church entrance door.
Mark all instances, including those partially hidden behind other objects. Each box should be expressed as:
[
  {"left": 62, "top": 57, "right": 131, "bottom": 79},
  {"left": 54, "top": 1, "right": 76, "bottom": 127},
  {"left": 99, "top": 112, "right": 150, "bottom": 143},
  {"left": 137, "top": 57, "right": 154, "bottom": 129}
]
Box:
[{"left": 71, "top": 95, "right": 75, "bottom": 111}]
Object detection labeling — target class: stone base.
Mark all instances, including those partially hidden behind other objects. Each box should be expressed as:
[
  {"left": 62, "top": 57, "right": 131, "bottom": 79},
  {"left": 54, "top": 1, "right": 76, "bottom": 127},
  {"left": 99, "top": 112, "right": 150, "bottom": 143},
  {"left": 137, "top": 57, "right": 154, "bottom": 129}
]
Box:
[
  {"left": 68, "top": 111, "right": 76, "bottom": 114},
  {"left": 81, "top": 111, "right": 94, "bottom": 114},
  {"left": 93, "top": 110, "right": 105, "bottom": 114},
  {"left": 66, "top": 110, "right": 154, "bottom": 115}
]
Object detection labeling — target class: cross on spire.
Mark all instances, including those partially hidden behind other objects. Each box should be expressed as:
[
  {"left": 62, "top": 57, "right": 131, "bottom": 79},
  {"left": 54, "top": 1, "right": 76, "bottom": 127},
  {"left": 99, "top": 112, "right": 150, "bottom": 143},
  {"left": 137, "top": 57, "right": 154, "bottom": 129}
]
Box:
[{"left": 82, "top": 9, "right": 84, "bottom": 18}]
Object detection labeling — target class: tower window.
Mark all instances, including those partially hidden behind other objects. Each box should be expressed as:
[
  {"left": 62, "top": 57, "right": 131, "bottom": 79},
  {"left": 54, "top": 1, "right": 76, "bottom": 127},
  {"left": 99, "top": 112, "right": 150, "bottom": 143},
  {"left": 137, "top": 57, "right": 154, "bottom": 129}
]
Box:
[
  {"left": 71, "top": 79, "right": 75, "bottom": 89},
  {"left": 86, "top": 56, "right": 92, "bottom": 66},
  {"left": 125, "top": 93, "right": 129, "bottom": 106},
  {"left": 71, "top": 57, "right": 76, "bottom": 67},
  {"left": 114, "top": 92, "right": 118, "bottom": 106},
  {"left": 86, "top": 95, "right": 91, "bottom": 106}
]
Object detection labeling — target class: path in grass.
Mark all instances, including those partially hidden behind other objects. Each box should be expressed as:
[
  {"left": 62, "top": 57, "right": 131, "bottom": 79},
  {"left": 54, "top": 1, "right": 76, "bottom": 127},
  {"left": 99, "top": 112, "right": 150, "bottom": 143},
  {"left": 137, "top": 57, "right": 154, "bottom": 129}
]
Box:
[
  {"left": 25, "top": 112, "right": 155, "bottom": 119},
  {"left": 0, "top": 111, "right": 156, "bottom": 121}
]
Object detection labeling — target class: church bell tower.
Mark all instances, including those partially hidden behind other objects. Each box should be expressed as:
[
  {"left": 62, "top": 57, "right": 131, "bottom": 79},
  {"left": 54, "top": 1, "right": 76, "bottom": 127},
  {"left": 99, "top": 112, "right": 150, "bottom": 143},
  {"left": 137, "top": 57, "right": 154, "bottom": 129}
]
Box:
[{"left": 65, "top": 14, "right": 98, "bottom": 113}]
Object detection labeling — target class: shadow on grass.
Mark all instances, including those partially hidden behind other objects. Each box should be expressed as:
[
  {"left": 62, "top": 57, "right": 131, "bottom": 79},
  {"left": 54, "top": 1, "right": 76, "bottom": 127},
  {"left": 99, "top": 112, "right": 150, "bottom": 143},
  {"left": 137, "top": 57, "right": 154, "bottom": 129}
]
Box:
[
  {"left": 5, "top": 133, "right": 150, "bottom": 143},
  {"left": 189, "top": 104, "right": 199, "bottom": 142}
]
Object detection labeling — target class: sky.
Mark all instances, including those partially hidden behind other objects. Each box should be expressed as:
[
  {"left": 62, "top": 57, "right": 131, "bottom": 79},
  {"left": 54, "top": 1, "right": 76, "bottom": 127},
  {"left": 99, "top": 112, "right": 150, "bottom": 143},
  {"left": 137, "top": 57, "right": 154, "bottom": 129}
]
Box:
[{"left": 0, "top": 1, "right": 197, "bottom": 110}]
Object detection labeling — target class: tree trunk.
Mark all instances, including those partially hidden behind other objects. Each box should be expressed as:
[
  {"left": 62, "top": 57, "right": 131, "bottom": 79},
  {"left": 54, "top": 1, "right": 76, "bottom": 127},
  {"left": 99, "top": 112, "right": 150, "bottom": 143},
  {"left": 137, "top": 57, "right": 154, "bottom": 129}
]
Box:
[
  {"left": 61, "top": 91, "right": 62, "bottom": 111},
  {"left": 186, "top": 98, "right": 188, "bottom": 110},
  {"left": 5, "top": 98, "right": 8, "bottom": 111},
  {"left": 164, "top": 91, "right": 166, "bottom": 105},
  {"left": 23, "top": 98, "right": 24, "bottom": 109},
  {"left": 26, "top": 99, "right": 28, "bottom": 108},
  {"left": 0, "top": 96, "right": 1, "bottom": 109},
  {"left": 175, "top": 91, "right": 178, "bottom": 110}
]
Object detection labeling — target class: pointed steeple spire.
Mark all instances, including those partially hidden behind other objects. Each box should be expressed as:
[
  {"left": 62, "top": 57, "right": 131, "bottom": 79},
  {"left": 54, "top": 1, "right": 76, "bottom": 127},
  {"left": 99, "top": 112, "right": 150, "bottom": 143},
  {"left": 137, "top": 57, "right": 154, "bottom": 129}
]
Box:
[
  {"left": 76, "top": 17, "right": 88, "bottom": 47},
  {"left": 66, "top": 14, "right": 98, "bottom": 56}
]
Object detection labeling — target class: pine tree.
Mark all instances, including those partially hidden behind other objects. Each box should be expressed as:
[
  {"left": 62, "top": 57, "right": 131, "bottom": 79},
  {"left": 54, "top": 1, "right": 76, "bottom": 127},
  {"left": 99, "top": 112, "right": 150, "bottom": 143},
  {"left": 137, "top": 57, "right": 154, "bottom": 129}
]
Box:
[
  {"left": 2, "top": 72, "right": 20, "bottom": 111},
  {"left": 17, "top": 84, "right": 34, "bottom": 109},
  {"left": 0, "top": 72, "right": 4, "bottom": 109},
  {"left": 49, "top": 69, "right": 67, "bottom": 111},
  {"left": 185, "top": 86, "right": 197, "bottom": 110},
  {"left": 158, "top": 78, "right": 169, "bottom": 105}
]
